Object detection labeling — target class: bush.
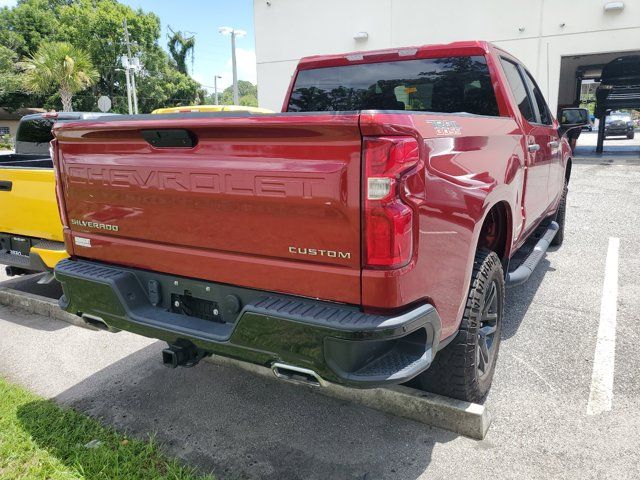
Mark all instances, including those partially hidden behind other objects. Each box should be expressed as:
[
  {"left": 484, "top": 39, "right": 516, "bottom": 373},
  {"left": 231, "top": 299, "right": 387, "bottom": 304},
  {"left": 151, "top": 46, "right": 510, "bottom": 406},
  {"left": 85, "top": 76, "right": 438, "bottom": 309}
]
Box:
[{"left": 0, "top": 133, "right": 13, "bottom": 150}]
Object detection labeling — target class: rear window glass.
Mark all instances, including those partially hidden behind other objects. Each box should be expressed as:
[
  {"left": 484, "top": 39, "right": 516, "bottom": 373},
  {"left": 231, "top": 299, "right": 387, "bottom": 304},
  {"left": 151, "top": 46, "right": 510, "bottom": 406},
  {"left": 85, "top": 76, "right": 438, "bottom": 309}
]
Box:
[
  {"left": 16, "top": 117, "right": 54, "bottom": 144},
  {"left": 287, "top": 56, "right": 499, "bottom": 116}
]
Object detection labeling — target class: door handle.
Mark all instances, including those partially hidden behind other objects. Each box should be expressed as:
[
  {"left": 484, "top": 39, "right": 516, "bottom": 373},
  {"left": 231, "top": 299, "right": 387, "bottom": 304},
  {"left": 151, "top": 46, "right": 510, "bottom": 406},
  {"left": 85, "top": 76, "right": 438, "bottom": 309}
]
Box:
[
  {"left": 0, "top": 180, "right": 12, "bottom": 192},
  {"left": 548, "top": 141, "right": 559, "bottom": 148},
  {"left": 527, "top": 143, "right": 540, "bottom": 152}
]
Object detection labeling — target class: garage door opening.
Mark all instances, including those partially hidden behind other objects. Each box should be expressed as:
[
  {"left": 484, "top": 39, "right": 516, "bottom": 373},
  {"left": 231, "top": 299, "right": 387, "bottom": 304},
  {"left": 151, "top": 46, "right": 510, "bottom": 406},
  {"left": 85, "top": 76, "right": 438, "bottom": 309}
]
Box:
[{"left": 558, "top": 51, "right": 640, "bottom": 158}]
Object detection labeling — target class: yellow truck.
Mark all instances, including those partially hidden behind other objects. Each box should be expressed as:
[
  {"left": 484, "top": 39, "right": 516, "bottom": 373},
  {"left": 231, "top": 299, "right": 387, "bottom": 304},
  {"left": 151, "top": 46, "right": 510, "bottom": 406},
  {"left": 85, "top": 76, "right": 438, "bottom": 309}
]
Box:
[
  {"left": 151, "top": 105, "right": 273, "bottom": 114},
  {"left": 0, "top": 112, "right": 111, "bottom": 276}
]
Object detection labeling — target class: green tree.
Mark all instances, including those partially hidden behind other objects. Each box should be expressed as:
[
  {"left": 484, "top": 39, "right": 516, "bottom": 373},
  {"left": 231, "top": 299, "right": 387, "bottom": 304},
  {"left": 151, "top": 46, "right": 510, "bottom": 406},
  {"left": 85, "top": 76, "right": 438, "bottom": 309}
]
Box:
[
  {"left": 0, "top": 0, "right": 202, "bottom": 113},
  {"left": 135, "top": 57, "right": 201, "bottom": 112},
  {"left": 167, "top": 27, "right": 195, "bottom": 75},
  {"left": 0, "top": 46, "right": 21, "bottom": 97},
  {"left": 207, "top": 80, "right": 258, "bottom": 107},
  {"left": 54, "top": 0, "right": 200, "bottom": 112},
  {"left": 21, "top": 41, "right": 98, "bottom": 111},
  {"left": 0, "top": 0, "right": 59, "bottom": 57}
]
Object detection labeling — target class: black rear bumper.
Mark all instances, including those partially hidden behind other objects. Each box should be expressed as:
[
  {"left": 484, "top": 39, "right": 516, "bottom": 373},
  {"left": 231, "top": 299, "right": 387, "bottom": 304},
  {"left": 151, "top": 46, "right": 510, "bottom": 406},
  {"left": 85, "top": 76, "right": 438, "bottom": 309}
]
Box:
[
  {"left": 0, "top": 233, "right": 61, "bottom": 273},
  {"left": 54, "top": 258, "right": 442, "bottom": 387}
]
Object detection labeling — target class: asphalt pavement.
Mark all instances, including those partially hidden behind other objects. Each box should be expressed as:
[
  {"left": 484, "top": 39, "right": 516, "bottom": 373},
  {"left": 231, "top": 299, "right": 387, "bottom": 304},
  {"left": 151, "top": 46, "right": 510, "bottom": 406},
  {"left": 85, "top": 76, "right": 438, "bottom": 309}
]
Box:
[{"left": 1, "top": 152, "right": 639, "bottom": 479}]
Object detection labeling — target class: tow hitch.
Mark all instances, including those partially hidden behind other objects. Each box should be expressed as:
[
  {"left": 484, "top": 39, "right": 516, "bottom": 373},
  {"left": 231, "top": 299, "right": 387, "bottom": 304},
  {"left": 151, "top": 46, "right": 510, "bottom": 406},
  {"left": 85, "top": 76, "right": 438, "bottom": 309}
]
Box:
[{"left": 162, "top": 340, "right": 207, "bottom": 368}]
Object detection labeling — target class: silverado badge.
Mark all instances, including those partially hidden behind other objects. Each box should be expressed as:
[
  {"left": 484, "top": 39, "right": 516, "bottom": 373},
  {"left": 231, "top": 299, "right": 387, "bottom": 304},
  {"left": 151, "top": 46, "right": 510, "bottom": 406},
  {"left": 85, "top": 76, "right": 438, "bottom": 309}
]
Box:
[{"left": 70, "top": 219, "right": 119, "bottom": 232}]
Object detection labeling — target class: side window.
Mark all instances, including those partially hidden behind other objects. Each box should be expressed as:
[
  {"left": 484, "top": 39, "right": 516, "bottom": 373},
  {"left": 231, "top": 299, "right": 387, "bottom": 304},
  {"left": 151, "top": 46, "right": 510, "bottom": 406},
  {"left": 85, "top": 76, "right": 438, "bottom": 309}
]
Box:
[
  {"left": 499, "top": 58, "right": 536, "bottom": 123},
  {"left": 523, "top": 71, "right": 552, "bottom": 125}
]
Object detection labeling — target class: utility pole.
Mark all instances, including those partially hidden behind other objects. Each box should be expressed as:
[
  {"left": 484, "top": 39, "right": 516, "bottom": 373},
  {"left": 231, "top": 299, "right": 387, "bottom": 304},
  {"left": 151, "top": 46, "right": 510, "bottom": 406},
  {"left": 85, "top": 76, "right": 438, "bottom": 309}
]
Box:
[
  {"left": 121, "top": 65, "right": 133, "bottom": 115},
  {"left": 123, "top": 19, "right": 139, "bottom": 114},
  {"left": 219, "top": 27, "right": 246, "bottom": 106},
  {"left": 214, "top": 75, "right": 222, "bottom": 105}
]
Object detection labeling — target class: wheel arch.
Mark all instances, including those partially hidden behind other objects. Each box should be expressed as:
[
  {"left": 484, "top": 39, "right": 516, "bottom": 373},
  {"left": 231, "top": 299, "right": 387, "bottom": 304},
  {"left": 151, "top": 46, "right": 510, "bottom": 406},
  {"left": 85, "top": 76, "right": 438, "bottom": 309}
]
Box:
[{"left": 476, "top": 200, "right": 513, "bottom": 269}]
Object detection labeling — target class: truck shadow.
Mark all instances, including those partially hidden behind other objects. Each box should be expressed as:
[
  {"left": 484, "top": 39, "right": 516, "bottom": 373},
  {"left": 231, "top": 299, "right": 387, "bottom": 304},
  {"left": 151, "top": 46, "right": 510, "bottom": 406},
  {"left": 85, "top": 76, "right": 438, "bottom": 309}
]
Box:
[
  {"left": 502, "top": 257, "right": 554, "bottom": 340},
  {"left": 17, "top": 342, "right": 458, "bottom": 480}
]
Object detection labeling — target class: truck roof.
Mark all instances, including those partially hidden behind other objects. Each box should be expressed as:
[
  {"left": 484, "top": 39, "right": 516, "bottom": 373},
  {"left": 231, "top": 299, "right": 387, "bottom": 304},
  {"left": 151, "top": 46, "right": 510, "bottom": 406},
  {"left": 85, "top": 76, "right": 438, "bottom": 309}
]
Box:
[{"left": 296, "top": 40, "right": 496, "bottom": 70}]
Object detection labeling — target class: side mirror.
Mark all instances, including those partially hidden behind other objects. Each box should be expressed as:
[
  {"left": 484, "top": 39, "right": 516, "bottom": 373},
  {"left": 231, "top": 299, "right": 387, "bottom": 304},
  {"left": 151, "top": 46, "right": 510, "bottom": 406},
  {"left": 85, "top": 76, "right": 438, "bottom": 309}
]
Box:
[{"left": 558, "top": 108, "right": 589, "bottom": 137}]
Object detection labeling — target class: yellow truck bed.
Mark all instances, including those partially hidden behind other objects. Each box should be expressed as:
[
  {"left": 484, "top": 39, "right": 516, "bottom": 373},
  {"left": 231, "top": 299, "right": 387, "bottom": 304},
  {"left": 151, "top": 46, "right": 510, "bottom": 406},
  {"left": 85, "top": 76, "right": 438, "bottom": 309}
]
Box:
[{"left": 0, "top": 165, "right": 67, "bottom": 271}]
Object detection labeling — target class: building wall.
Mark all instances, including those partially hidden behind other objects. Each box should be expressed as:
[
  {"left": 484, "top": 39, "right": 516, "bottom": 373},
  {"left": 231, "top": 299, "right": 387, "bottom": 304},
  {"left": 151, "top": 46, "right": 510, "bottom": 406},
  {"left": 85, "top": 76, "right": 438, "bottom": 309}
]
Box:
[
  {"left": 254, "top": 0, "right": 640, "bottom": 112},
  {"left": 0, "top": 120, "right": 19, "bottom": 139}
]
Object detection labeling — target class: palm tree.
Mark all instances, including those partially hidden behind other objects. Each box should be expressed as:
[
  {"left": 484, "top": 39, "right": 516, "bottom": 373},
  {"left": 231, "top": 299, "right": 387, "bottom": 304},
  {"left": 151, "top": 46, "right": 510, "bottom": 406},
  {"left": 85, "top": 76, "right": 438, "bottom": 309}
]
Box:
[{"left": 21, "top": 42, "right": 98, "bottom": 112}]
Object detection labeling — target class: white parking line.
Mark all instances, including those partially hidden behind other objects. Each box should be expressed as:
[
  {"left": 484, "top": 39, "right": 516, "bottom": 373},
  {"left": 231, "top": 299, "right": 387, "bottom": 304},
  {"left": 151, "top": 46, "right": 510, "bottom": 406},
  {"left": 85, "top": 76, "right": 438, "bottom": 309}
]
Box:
[{"left": 586, "top": 237, "right": 620, "bottom": 416}]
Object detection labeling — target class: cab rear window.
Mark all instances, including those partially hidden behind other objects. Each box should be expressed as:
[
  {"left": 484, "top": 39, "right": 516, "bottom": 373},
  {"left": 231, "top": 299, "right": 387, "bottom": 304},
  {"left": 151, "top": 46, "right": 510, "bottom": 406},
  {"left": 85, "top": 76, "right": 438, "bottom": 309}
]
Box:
[
  {"left": 16, "top": 117, "right": 54, "bottom": 144},
  {"left": 287, "top": 55, "right": 499, "bottom": 116}
]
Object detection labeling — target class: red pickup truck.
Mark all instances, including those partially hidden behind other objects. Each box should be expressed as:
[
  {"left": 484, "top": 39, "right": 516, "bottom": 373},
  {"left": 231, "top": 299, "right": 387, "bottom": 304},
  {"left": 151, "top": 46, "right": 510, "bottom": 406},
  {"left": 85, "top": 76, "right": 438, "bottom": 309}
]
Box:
[{"left": 52, "top": 41, "right": 584, "bottom": 402}]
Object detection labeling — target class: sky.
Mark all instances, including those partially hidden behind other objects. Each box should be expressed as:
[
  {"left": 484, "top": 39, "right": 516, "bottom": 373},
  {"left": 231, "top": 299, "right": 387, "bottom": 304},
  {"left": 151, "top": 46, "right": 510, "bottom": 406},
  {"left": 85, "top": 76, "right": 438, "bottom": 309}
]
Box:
[{"left": 1, "top": 0, "right": 256, "bottom": 93}]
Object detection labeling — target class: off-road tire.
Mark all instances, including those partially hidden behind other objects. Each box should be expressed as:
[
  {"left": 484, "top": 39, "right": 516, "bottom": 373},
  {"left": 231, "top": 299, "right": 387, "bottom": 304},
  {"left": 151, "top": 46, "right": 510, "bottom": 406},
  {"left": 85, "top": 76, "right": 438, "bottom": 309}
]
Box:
[
  {"left": 415, "top": 249, "right": 504, "bottom": 402},
  {"left": 551, "top": 184, "right": 567, "bottom": 246}
]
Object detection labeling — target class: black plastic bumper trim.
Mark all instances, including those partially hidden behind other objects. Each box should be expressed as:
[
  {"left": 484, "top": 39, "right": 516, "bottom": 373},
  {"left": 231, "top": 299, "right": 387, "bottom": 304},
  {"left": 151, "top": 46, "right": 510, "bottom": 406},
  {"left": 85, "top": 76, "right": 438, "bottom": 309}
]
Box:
[{"left": 54, "top": 258, "right": 443, "bottom": 387}]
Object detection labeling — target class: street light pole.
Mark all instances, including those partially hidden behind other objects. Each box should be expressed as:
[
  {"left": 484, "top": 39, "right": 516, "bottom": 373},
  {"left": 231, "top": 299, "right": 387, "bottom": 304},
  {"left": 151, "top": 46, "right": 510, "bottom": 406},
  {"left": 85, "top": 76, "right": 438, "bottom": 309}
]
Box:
[
  {"left": 214, "top": 75, "right": 222, "bottom": 105},
  {"left": 219, "top": 27, "right": 246, "bottom": 106}
]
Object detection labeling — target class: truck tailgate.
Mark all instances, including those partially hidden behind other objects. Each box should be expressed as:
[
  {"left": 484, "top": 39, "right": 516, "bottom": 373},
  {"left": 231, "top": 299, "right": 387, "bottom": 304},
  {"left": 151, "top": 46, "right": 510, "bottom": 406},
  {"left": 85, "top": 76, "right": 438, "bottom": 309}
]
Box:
[
  {"left": 0, "top": 166, "right": 63, "bottom": 242},
  {"left": 54, "top": 114, "right": 362, "bottom": 304}
]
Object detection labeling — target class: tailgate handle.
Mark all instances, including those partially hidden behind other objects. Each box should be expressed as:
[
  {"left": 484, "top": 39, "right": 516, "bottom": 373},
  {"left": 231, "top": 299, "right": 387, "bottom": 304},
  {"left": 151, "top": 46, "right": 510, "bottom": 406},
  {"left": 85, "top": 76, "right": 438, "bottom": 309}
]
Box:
[
  {"left": 141, "top": 129, "right": 197, "bottom": 148},
  {"left": 0, "top": 180, "right": 12, "bottom": 192}
]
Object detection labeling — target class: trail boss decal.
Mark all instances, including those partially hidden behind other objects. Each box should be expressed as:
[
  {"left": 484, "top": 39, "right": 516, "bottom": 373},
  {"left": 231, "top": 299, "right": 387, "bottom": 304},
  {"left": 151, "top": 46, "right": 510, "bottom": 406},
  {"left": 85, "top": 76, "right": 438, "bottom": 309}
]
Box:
[{"left": 426, "top": 120, "right": 462, "bottom": 136}]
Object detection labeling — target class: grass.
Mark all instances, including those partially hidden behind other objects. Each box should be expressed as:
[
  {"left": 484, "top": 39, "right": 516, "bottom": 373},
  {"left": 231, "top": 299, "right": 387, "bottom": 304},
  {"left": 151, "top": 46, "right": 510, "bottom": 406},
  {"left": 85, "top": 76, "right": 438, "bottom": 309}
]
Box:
[{"left": 0, "top": 377, "right": 214, "bottom": 480}]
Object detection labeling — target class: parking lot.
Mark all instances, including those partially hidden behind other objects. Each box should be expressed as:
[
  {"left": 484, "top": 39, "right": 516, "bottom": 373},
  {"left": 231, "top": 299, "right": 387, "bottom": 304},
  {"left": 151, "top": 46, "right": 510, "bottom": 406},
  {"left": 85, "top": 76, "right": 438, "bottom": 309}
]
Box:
[
  {"left": 575, "top": 130, "right": 640, "bottom": 159},
  {"left": 0, "top": 156, "right": 639, "bottom": 479}
]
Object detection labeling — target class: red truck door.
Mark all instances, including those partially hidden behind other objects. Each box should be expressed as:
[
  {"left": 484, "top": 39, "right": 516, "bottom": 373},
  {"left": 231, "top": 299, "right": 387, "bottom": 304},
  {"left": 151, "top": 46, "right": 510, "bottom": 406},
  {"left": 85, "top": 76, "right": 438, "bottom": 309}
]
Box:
[
  {"left": 499, "top": 58, "right": 551, "bottom": 229},
  {"left": 523, "top": 69, "right": 564, "bottom": 206},
  {"left": 520, "top": 69, "right": 564, "bottom": 207}
]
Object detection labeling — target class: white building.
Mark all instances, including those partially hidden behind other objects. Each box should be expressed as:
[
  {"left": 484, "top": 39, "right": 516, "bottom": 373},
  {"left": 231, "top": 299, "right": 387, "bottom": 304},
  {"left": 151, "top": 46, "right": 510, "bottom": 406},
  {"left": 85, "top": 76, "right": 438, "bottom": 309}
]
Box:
[{"left": 254, "top": 0, "right": 640, "bottom": 113}]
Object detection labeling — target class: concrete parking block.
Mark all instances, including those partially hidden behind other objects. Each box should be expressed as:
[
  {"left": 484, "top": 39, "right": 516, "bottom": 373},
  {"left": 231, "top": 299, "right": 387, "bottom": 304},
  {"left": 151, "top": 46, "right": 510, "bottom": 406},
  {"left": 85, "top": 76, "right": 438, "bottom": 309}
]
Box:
[
  {"left": 0, "top": 281, "right": 86, "bottom": 329},
  {"left": 208, "top": 354, "right": 491, "bottom": 440}
]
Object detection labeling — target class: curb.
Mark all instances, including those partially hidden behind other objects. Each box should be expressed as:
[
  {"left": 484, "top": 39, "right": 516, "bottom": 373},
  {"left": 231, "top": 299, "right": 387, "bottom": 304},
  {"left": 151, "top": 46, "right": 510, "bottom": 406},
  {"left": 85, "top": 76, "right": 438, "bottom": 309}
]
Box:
[
  {"left": 0, "top": 282, "right": 492, "bottom": 440},
  {"left": 0, "top": 285, "right": 88, "bottom": 329},
  {"left": 208, "top": 355, "right": 491, "bottom": 440}
]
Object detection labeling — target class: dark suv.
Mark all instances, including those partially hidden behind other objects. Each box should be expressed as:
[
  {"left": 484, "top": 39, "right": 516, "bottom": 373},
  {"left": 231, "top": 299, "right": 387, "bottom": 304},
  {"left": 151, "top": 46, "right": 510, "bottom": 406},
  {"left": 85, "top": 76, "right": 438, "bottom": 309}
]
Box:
[{"left": 604, "top": 112, "right": 635, "bottom": 139}]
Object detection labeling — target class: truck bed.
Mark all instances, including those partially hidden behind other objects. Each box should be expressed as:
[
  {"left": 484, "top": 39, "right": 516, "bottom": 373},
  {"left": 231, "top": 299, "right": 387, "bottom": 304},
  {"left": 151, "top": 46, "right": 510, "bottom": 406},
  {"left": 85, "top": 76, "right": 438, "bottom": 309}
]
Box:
[{"left": 0, "top": 154, "right": 53, "bottom": 169}]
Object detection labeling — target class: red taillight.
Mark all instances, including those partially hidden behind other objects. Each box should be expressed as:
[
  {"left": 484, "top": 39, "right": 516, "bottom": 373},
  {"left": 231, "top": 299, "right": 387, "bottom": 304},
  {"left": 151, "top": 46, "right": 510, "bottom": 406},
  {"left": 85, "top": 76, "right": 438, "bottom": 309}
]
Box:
[{"left": 363, "top": 136, "right": 420, "bottom": 268}]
